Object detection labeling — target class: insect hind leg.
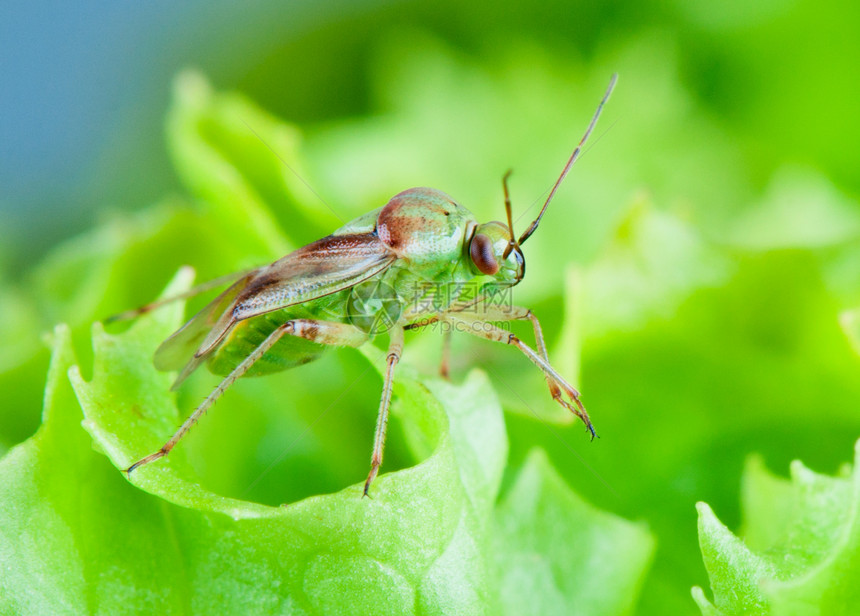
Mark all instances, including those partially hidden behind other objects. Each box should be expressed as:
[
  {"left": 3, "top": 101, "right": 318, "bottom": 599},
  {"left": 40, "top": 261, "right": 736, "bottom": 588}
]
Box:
[{"left": 125, "top": 319, "right": 369, "bottom": 476}]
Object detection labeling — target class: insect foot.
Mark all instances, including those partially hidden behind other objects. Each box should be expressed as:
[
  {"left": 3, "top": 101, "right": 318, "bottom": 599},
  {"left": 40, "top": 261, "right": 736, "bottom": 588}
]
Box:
[{"left": 124, "top": 447, "right": 170, "bottom": 476}]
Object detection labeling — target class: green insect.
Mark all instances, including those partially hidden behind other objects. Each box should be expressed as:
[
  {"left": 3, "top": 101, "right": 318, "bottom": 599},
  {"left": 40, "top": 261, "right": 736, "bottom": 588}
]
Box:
[{"left": 119, "top": 75, "right": 617, "bottom": 496}]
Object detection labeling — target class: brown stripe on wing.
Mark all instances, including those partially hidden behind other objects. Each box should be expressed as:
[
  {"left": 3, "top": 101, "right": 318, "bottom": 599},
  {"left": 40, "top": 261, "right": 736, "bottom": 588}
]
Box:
[{"left": 230, "top": 233, "right": 397, "bottom": 321}]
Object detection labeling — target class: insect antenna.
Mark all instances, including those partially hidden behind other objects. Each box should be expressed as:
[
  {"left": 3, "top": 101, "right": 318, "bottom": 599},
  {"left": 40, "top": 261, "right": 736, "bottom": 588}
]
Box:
[
  {"left": 517, "top": 73, "right": 617, "bottom": 246},
  {"left": 501, "top": 169, "right": 519, "bottom": 259}
]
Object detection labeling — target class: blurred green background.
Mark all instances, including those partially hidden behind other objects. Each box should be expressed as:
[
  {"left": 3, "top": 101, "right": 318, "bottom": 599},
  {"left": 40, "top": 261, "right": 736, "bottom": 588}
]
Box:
[{"left": 3, "top": 0, "right": 860, "bottom": 614}]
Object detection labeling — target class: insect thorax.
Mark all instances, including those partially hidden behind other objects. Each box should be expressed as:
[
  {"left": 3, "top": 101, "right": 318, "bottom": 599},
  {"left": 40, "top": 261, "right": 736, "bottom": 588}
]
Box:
[{"left": 376, "top": 187, "right": 472, "bottom": 265}]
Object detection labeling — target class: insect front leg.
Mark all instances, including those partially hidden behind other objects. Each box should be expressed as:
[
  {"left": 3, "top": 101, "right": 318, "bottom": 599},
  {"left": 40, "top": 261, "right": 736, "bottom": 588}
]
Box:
[
  {"left": 125, "top": 318, "right": 369, "bottom": 476},
  {"left": 445, "top": 312, "right": 595, "bottom": 438},
  {"left": 364, "top": 325, "right": 404, "bottom": 497},
  {"left": 450, "top": 303, "right": 562, "bottom": 396}
]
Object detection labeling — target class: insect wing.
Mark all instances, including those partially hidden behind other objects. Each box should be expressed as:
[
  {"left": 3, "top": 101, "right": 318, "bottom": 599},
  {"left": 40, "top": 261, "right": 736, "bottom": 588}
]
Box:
[
  {"left": 158, "top": 232, "right": 397, "bottom": 388},
  {"left": 229, "top": 233, "right": 397, "bottom": 322},
  {"left": 153, "top": 270, "right": 259, "bottom": 373}
]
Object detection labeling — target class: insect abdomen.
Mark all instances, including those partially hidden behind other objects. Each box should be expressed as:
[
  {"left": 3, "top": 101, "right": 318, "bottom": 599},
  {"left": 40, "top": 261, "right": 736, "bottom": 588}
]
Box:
[{"left": 207, "top": 308, "right": 326, "bottom": 377}]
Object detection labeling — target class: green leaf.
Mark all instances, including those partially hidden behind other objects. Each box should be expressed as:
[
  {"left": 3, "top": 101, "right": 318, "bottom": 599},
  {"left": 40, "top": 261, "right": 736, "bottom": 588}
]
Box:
[
  {"left": 728, "top": 166, "right": 860, "bottom": 251},
  {"left": 306, "top": 33, "right": 754, "bottom": 289},
  {"left": 694, "top": 441, "right": 860, "bottom": 615},
  {"left": 1, "top": 264, "right": 654, "bottom": 613},
  {"left": 0, "top": 280, "right": 48, "bottom": 449},
  {"left": 580, "top": 196, "right": 732, "bottom": 341},
  {"left": 167, "top": 71, "right": 338, "bottom": 255},
  {"left": 494, "top": 449, "right": 655, "bottom": 616},
  {"left": 8, "top": 14, "right": 860, "bottom": 616},
  {"left": 66, "top": 269, "right": 506, "bottom": 610},
  {"left": 842, "top": 308, "right": 860, "bottom": 356},
  {"left": 0, "top": 325, "right": 187, "bottom": 614},
  {"left": 298, "top": 34, "right": 860, "bottom": 614},
  {"left": 3, "top": 202, "right": 277, "bottom": 448}
]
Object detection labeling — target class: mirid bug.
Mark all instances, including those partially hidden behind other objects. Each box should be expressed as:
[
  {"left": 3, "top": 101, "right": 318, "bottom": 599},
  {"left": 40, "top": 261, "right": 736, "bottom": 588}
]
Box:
[{"left": 117, "top": 74, "right": 617, "bottom": 496}]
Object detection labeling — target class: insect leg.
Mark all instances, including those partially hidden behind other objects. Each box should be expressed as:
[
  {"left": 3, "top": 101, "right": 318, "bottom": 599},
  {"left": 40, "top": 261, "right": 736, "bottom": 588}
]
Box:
[
  {"left": 519, "top": 311, "right": 570, "bottom": 404},
  {"left": 449, "top": 304, "right": 563, "bottom": 397},
  {"left": 439, "top": 329, "right": 452, "bottom": 380},
  {"left": 106, "top": 267, "right": 259, "bottom": 323},
  {"left": 364, "top": 325, "right": 404, "bottom": 497},
  {"left": 446, "top": 315, "right": 594, "bottom": 438},
  {"left": 277, "top": 319, "right": 370, "bottom": 347},
  {"left": 126, "top": 318, "right": 369, "bottom": 475},
  {"left": 126, "top": 319, "right": 297, "bottom": 474}
]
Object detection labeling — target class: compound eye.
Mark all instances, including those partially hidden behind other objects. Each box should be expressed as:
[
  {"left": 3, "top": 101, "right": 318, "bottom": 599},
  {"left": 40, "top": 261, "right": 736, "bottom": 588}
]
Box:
[{"left": 470, "top": 233, "right": 500, "bottom": 275}]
